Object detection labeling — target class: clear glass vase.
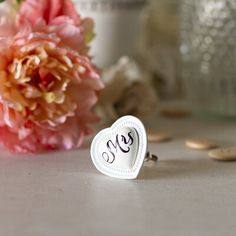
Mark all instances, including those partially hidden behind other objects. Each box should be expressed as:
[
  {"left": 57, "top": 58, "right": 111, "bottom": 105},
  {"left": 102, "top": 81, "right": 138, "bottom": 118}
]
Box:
[{"left": 180, "top": 0, "right": 236, "bottom": 116}]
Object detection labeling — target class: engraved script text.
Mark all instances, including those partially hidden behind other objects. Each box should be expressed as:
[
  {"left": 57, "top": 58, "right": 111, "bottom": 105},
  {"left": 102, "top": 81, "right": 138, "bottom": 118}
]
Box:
[{"left": 102, "top": 132, "right": 134, "bottom": 164}]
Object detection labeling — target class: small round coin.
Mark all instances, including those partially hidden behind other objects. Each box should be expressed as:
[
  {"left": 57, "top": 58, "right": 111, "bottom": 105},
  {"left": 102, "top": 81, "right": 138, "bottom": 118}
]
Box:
[
  {"left": 159, "top": 107, "right": 191, "bottom": 118},
  {"left": 209, "top": 147, "right": 236, "bottom": 161},
  {"left": 185, "top": 138, "right": 219, "bottom": 150},
  {"left": 148, "top": 132, "right": 172, "bottom": 143}
]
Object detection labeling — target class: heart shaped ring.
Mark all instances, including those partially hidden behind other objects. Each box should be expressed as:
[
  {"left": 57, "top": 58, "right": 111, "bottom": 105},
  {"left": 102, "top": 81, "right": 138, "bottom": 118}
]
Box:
[{"left": 90, "top": 115, "right": 157, "bottom": 179}]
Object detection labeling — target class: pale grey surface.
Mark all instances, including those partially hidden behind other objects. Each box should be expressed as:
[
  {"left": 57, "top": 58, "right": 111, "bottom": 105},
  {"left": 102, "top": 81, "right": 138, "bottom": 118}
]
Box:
[{"left": 0, "top": 115, "right": 236, "bottom": 236}]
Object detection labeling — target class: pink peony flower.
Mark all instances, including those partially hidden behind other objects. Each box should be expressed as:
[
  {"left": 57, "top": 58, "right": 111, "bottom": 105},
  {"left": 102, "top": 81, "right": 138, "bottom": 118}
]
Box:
[
  {"left": 0, "top": 0, "right": 19, "bottom": 18},
  {"left": 0, "top": 0, "right": 103, "bottom": 153},
  {"left": 18, "top": 0, "right": 94, "bottom": 54},
  {"left": 0, "top": 0, "right": 20, "bottom": 37},
  {"left": 19, "top": 0, "right": 80, "bottom": 24}
]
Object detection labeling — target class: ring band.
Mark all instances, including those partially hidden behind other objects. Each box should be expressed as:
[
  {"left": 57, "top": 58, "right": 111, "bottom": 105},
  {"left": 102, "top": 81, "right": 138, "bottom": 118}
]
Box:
[{"left": 144, "top": 152, "right": 159, "bottom": 163}]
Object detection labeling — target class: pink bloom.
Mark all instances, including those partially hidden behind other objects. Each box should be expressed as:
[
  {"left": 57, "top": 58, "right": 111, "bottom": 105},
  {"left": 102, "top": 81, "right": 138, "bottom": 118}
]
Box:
[
  {"left": 0, "top": 0, "right": 19, "bottom": 18},
  {"left": 0, "top": 0, "right": 20, "bottom": 37},
  {"left": 0, "top": 0, "right": 103, "bottom": 153},
  {"left": 18, "top": 0, "right": 81, "bottom": 25},
  {"left": 18, "top": 0, "right": 94, "bottom": 53}
]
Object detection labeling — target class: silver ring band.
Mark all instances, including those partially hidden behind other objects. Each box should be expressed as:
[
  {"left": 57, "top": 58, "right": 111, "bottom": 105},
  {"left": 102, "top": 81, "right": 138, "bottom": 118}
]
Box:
[{"left": 144, "top": 152, "right": 158, "bottom": 163}]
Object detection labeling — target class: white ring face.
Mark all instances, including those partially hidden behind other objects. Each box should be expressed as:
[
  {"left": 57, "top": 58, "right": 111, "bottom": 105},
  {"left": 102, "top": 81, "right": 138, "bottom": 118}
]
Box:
[{"left": 90, "top": 116, "right": 147, "bottom": 179}]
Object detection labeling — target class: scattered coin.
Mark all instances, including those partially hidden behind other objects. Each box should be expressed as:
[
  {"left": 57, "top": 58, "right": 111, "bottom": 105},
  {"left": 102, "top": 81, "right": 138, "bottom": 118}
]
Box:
[
  {"left": 208, "top": 147, "right": 236, "bottom": 161},
  {"left": 148, "top": 131, "right": 172, "bottom": 143},
  {"left": 159, "top": 107, "right": 191, "bottom": 118},
  {"left": 185, "top": 138, "right": 219, "bottom": 150}
]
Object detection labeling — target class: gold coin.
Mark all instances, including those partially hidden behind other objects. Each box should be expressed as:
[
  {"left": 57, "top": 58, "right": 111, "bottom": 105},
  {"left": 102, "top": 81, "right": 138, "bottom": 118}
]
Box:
[
  {"left": 159, "top": 107, "right": 191, "bottom": 118},
  {"left": 209, "top": 147, "right": 236, "bottom": 161},
  {"left": 185, "top": 138, "right": 219, "bottom": 150},
  {"left": 148, "top": 132, "right": 172, "bottom": 143}
]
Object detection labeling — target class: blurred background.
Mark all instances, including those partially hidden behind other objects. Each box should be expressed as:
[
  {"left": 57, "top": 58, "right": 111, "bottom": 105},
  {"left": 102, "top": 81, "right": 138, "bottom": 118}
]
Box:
[{"left": 73, "top": 0, "right": 236, "bottom": 121}]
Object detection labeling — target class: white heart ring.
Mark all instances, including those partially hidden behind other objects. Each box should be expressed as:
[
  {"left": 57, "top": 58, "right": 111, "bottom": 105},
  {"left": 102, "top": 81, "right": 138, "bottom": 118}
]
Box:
[{"left": 90, "top": 115, "right": 157, "bottom": 179}]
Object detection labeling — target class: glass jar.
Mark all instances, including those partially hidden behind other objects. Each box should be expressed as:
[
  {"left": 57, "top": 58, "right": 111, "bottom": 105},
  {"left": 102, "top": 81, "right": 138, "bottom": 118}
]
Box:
[
  {"left": 180, "top": 0, "right": 236, "bottom": 116},
  {"left": 73, "top": 0, "right": 147, "bottom": 68}
]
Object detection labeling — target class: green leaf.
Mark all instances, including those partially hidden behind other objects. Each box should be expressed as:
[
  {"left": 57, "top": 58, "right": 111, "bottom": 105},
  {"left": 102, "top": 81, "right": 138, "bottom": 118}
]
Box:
[{"left": 0, "top": 0, "right": 5, "bottom": 3}]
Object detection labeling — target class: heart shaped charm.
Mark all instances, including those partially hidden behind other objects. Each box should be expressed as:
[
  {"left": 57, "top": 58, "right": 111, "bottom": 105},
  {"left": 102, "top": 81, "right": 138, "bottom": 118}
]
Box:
[{"left": 90, "top": 116, "right": 147, "bottom": 179}]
